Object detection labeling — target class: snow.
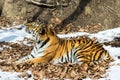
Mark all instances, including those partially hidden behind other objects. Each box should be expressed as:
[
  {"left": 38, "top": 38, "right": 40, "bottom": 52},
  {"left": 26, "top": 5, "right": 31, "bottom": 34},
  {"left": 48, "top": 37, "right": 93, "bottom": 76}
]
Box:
[
  {"left": 107, "top": 61, "right": 120, "bottom": 80},
  {"left": 58, "top": 32, "right": 89, "bottom": 38},
  {"left": 0, "top": 70, "right": 33, "bottom": 80},
  {"left": 58, "top": 27, "right": 120, "bottom": 43},
  {"left": 0, "top": 25, "right": 32, "bottom": 43},
  {"left": 0, "top": 70, "right": 23, "bottom": 80},
  {"left": 90, "top": 27, "right": 120, "bottom": 43},
  {"left": 103, "top": 46, "right": 120, "bottom": 60},
  {"left": 0, "top": 25, "right": 120, "bottom": 80}
]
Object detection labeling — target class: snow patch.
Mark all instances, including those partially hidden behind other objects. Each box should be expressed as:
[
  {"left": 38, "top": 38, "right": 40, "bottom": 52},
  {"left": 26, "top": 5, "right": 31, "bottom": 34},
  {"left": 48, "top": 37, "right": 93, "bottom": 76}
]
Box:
[
  {"left": 0, "top": 25, "right": 32, "bottom": 43},
  {"left": 0, "top": 70, "right": 33, "bottom": 80},
  {"left": 0, "top": 70, "right": 24, "bottom": 80}
]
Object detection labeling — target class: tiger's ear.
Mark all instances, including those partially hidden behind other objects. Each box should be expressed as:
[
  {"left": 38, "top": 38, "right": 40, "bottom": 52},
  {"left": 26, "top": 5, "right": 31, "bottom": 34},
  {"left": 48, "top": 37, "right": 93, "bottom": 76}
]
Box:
[{"left": 40, "top": 27, "right": 45, "bottom": 35}]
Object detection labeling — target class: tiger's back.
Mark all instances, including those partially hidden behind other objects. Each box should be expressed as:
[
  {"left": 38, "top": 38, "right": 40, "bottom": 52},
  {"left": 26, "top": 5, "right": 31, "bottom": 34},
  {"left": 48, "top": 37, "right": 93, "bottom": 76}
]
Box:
[
  {"left": 16, "top": 22, "right": 113, "bottom": 65},
  {"left": 52, "top": 36, "right": 112, "bottom": 64}
]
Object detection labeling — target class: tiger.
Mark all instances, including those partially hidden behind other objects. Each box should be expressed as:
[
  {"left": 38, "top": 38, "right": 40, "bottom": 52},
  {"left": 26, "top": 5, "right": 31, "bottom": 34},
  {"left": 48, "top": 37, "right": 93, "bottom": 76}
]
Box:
[{"left": 16, "top": 22, "right": 112, "bottom": 65}]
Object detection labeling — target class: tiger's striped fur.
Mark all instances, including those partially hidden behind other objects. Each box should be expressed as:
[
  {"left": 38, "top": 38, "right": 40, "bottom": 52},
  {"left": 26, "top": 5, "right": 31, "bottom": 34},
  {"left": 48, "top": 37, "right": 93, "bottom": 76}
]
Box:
[{"left": 16, "top": 22, "right": 112, "bottom": 64}]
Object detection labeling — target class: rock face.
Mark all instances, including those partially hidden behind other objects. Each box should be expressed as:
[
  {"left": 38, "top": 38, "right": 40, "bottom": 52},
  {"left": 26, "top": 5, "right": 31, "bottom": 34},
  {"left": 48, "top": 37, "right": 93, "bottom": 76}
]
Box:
[
  {"left": 75, "top": 0, "right": 120, "bottom": 28},
  {"left": 1, "top": 0, "right": 120, "bottom": 29},
  {"left": 1, "top": 0, "right": 27, "bottom": 24}
]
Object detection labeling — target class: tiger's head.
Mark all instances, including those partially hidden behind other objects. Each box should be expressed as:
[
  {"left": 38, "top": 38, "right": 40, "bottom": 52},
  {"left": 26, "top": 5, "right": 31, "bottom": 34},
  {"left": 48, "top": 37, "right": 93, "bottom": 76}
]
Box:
[{"left": 24, "top": 22, "right": 58, "bottom": 43}]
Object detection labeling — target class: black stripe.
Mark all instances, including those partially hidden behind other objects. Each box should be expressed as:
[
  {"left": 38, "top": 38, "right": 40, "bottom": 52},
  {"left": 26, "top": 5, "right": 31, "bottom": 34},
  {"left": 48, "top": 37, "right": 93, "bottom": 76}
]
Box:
[
  {"left": 73, "top": 47, "right": 83, "bottom": 56},
  {"left": 73, "top": 50, "right": 78, "bottom": 57},
  {"left": 61, "top": 56, "right": 64, "bottom": 62},
  {"left": 65, "top": 57, "right": 67, "bottom": 62},
  {"left": 73, "top": 40, "right": 76, "bottom": 43},
  {"left": 73, "top": 49, "right": 79, "bottom": 56},
  {"left": 92, "top": 45, "right": 102, "bottom": 50},
  {"left": 78, "top": 61, "right": 82, "bottom": 63},
  {"left": 37, "top": 40, "right": 41, "bottom": 44},
  {"left": 40, "top": 38, "right": 50, "bottom": 48},
  {"left": 77, "top": 55, "right": 84, "bottom": 59},
  {"left": 67, "top": 51, "right": 69, "bottom": 61},
  {"left": 98, "top": 50, "right": 104, "bottom": 60},
  {"left": 93, "top": 51, "right": 98, "bottom": 61},
  {"left": 82, "top": 41, "right": 93, "bottom": 49},
  {"left": 30, "top": 54, "right": 35, "bottom": 58}
]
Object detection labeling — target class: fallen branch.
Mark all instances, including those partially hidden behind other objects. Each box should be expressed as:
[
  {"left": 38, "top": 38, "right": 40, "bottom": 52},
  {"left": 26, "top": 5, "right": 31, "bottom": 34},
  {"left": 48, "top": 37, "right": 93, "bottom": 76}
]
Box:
[{"left": 26, "top": 0, "right": 69, "bottom": 7}]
